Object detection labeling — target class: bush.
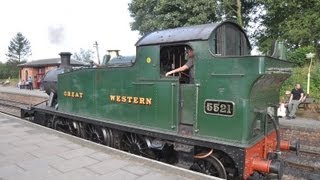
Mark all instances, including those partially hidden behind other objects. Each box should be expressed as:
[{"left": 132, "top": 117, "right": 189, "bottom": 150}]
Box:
[
  {"left": 287, "top": 46, "right": 316, "bottom": 67},
  {"left": 280, "top": 61, "right": 320, "bottom": 102},
  {"left": 0, "top": 62, "right": 20, "bottom": 79}
]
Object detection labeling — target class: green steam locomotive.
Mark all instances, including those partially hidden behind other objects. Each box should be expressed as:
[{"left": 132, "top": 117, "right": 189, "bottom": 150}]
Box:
[{"left": 22, "top": 21, "right": 299, "bottom": 179}]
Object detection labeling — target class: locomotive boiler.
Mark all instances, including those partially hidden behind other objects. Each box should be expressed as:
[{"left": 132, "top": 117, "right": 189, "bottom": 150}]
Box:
[{"left": 22, "top": 21, "right": 299, "bottom": 179}]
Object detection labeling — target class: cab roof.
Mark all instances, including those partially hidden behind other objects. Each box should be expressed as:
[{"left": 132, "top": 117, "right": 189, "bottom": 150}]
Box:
[{"left": 135, "top": 21, "right": 249, "bottom": 47}]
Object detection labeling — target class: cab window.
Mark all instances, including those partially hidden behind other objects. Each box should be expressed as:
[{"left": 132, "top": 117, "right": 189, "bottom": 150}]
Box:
[{"left": 160, "top": 45, "right": 191, "bottom": 83}]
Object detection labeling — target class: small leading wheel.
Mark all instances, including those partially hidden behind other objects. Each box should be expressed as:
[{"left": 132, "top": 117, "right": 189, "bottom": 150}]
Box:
[{"left": 190, "top": 155, "right": 227, "bottom": 179}]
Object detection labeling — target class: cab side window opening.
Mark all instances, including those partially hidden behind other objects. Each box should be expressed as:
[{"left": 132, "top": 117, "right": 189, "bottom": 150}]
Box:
[
  {"left": 160, "top": 45, "right": 191, "bottom": 84},
  {"left": 212, "top": 24, "right": 251, "bottom": 56}
]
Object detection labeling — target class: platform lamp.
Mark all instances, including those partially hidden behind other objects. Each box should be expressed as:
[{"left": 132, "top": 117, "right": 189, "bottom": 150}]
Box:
[{"left": 306, "top": 52, "right": 315, "bottom": 96}]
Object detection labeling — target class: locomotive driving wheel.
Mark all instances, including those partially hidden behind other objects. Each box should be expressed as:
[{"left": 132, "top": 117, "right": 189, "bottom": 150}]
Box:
[
  {"left": 120, "top": 133, "right": 155, "bottom": 159},
  {"left": 190, "top": 154, "right": 227, "bottom": 179},
  {"left": 68, "top": 121, "right": 81, "bottom": 137},
  {"left": 85, "top": 124, "right": 114, "bottom": 147}
]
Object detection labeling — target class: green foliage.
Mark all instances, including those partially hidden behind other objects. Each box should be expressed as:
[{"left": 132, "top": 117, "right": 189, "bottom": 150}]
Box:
[
  {"left": 256, "top": 0, "right": 320, "bottom": 56},
  {"left": 129, "top": 0, "right": 219, "bottom": 35},
  {"left": 6, "top": 32, "right": 32, "bottom": 62},
  {"left": 0, "top": 61, "right": 22, "bottom": 79},
  {"left": 287, "top": 46, "right": 315, "bottom": 67},
  {"left": 128, "top": 0, "right": 261, "bottom": 35},
  {"left": 218, "top": 0, "right": 261, "bottom": 27},
  {"left": 311, "top": 62, "right": 320, "bottom": 99},
  {"left": 73, "top": 48, "right": 94, "bottom": 63},
  {"left": 280, "top": 62, "right": 320, "bottom": 102}
]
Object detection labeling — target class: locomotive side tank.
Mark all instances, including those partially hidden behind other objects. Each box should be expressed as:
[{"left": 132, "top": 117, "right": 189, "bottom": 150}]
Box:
[{"left": 23, "top": 21, "right": 299, "bottom": 179}]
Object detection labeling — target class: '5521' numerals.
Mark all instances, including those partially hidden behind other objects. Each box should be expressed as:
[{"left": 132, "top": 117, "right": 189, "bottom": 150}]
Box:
[{"left": 204, "top": 100, "right": 234, "bottom": 117}]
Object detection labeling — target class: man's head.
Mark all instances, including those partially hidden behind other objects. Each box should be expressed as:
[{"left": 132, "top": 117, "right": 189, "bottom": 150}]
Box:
[
  {"left": 186, "top": 47, "right": 194, "bottom": 58},
  {"left": 295, "top": 83, "right": 301, "bottom": 89}
]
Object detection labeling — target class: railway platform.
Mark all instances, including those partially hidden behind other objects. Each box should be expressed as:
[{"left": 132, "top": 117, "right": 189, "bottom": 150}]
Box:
[
  {"left": 0, "top": 112, "right": 218, "bottom": 180},
  {"left": 279, "top": 117, "right": 320, "bottom": 131},
  {"left": 0, "top": 86, "right": 48, "bottom": 98}
]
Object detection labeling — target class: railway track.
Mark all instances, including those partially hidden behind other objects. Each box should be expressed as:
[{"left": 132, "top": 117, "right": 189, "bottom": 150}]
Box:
[
  {"left": 0, "top": 98, "right": 29, "bottom": 117},
  {"left": 282, "top": 149, "right": 320, "bottom": 180},
  {"left": 0, "top": 96, "right": 47, "bottom": 117},
  {"left": 0, "top": 97, "right": 319, "bottom": 179}
]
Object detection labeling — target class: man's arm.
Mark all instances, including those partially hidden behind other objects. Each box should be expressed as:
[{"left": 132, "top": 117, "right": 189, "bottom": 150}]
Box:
[
  {"left": 165, "top": 65, "right": 189, "bottom": 77},
  {"left": 299, "top": 92, "right": 304, "bottom": 102}
]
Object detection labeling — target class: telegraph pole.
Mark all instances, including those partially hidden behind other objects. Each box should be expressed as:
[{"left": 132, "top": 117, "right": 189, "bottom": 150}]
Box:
[{"left": 93, "top": 41, "right": 101, "bottom": 64}]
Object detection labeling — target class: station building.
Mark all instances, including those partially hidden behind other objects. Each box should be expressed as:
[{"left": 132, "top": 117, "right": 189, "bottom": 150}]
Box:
[{"left": 18, "top": 58, "right": 87, "bottom": 89}]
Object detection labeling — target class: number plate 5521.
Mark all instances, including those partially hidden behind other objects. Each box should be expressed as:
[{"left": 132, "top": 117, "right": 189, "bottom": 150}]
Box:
[{"left": 204, "top": 100, "right": 234, "bottom": 117}]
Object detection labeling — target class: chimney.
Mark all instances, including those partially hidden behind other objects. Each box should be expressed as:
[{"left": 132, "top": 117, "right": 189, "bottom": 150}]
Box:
[{"left": 59, "top": 52, "right": 72, "bottom": 68}]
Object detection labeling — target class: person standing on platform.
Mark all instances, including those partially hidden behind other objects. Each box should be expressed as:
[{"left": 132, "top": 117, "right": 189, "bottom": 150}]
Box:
[
  {"left": 287, "top": 83, "right": 304, "bottom": 119},
  {"left": 27, "top": 76, "right": 33, "bottom": 90}
]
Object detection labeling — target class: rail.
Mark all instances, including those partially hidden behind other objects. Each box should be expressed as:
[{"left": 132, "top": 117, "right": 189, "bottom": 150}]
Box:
[{"left": 0, "top": 98, "right": 27, "bottom": 117}]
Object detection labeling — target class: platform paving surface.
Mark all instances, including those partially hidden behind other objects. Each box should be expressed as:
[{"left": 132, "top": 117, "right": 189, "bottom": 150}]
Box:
[
  {"left": 279, "top": 117, "right": 320, "bottom": 131},
  {"left": 0, "top": 113, "right": 218, "bottom": 180}
]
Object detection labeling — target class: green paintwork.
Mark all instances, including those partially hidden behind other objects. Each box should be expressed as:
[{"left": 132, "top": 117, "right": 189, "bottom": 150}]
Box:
[
  {"left": 180, "top": 84, "right": 196, "bottom": 125},
  {"left": 58, "top": 21, "right": 291, "bottom": 147},
  {"left": 59, "top": 45, "right": 179, "bottom": 132}
]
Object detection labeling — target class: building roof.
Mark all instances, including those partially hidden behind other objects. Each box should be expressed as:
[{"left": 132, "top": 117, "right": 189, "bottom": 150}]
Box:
[
  {"left": 18, "top": 58, "right": 88, "bottom": 68},
  {"left": 135, "top": 21, "right": 248, "bottom": 46}
]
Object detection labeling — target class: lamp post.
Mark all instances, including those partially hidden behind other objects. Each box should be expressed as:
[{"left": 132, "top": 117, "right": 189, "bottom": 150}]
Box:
[{"left": 306, "top": 52, "right": 315, "bottom": 95}]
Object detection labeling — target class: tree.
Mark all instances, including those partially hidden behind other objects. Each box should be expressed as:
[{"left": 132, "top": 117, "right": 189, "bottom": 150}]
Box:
[
  {"left": 128, "top": 0, "right": 219, "bottom": 35},
  {"left": 254, "top": 0, "right": 320, "bottom": 57},
  {"left": 73, "top": 48, "right": 95, "bottom": 63},
  {"left": 128, "top": 0, "right": 261, "bottom": 35},
  {"left": 216, "top": 0, "right": 261, "bottom": 27},
  {"left": 287, "top": 46, "right": 316, "bottom": 67},
  {"left": 6, "top": 32, "right": 32, "bottom": 63},
  {"left": 0, "top": 60, "right": 23, "bottom": 79}
]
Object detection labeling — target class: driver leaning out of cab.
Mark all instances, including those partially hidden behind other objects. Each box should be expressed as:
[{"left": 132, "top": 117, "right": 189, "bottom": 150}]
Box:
[{"left": 165, "top": 47, "right": 194, "bottom": 82}]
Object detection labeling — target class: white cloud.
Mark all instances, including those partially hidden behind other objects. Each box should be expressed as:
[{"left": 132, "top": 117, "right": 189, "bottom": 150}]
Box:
[{"left": 0, "top": 0, "right": 139, "bottom": 63}]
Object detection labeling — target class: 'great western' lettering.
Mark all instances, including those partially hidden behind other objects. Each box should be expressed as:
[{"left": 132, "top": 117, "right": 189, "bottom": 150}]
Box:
[
  {"left": 109, "top": 95, "right": 152, "bottom": 105},
  {"left": 63, "top": 91, "right": 83, "bottom": 98}
]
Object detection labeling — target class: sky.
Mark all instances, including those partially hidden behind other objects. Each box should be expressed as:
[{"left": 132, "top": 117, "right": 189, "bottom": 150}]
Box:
[{"left": 0, "top": 0, "right": 140, "bottom": 63}]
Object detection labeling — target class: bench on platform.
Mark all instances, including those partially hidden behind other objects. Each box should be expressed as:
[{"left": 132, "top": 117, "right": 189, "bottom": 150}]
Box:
[
  {"left": 19, "top": 84, "right": 32, "bottom": 90},
  {"left": 298, "top": 97, "right": 315, "bottom": 109}
]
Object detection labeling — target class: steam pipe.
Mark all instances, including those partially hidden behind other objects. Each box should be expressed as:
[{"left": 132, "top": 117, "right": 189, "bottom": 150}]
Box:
[
  {"left": 270, "top": 107, "right": 281, "bottom": 153},
  {"left": 194, "top": 149, "right": 213, "bottom": 159}
]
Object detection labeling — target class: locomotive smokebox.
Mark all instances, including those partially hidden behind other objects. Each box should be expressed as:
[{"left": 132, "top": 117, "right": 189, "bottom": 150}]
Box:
[
  {"left": 59, "top": 52, "right": 72, "bottom": 68},
  {"left": 42, "top": 52, "right": 72, "bottom": 96}
]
